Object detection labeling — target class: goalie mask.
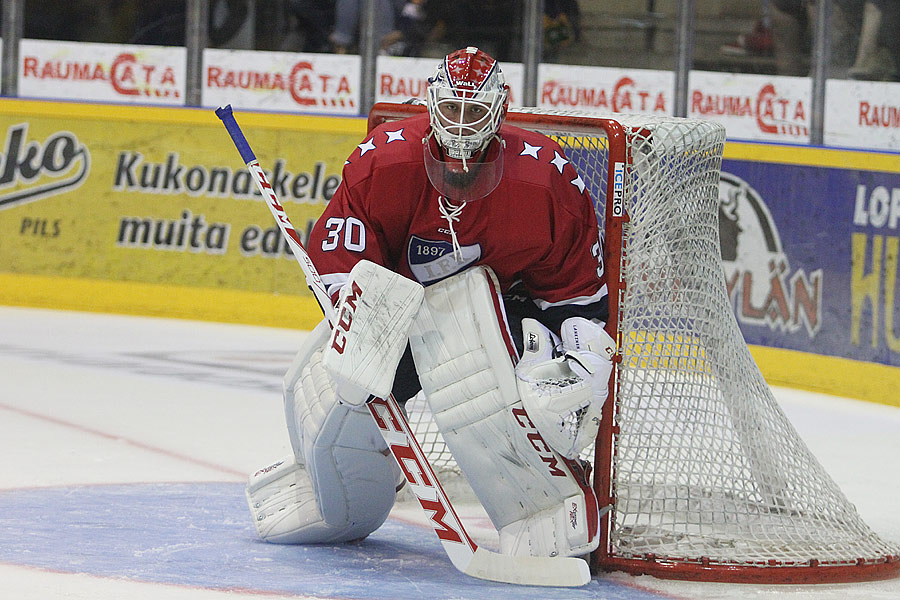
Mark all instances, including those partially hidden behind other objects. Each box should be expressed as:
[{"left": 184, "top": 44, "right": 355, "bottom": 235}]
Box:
[{"left": 424, "top": 46, "right": 509, "bottom": 203}]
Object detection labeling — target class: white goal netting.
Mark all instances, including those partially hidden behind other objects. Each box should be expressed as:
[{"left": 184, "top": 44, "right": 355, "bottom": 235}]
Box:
[
  {"left": 372, "top": 104, "right": 899, "bottom": 581},
  {"left": 576, "top": 111, "right": 897, "bottom": 576}
]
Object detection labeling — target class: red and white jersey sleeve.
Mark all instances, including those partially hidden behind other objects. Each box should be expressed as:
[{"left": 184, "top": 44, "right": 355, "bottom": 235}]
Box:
[
  {"left": 493, "top": 125, "right": 607, "bottom": 321},
  {"left": 307, "top": 116, "right": 430, "bottom": 303}
]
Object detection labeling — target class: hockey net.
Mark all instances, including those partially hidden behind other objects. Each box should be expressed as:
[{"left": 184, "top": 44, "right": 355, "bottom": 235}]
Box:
[{"left": 367, "top": 103, "right": 900, "bottom": 583}]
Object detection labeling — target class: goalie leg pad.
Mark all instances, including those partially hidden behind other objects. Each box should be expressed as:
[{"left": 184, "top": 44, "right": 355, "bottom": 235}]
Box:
[
  {"left": 408, "top": 266, "right": 600, "bottom": 558},
  {"left": 246, "top": 454, "right": 334, "bottom": 544},
  {"left": 247, "top": 320, "right": 400, "bottom": 544}
]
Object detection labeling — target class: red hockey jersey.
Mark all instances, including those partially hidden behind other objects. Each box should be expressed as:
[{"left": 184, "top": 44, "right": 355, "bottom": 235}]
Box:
[{"left": 308, "top": 113, "right": 607, "bottom": 321}]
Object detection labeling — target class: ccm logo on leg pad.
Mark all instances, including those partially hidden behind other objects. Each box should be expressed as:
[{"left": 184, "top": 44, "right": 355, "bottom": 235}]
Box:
[{"left": 329, "top": 281, "right": 363, "bottom": 354}]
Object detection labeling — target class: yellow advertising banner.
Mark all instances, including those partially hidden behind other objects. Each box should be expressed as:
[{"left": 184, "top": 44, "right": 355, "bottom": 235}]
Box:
[
  {"left": 1, "top": 99, "right": 898, "bottom": 406},
  {"left": 0, "top": 99, "right": 367, "bottom": 328}
]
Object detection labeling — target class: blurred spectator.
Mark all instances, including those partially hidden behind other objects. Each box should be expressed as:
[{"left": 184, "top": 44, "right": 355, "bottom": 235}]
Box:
[
  {"left": 720, "top": 0, "right": 898, "bottom": 80},
  {"left": 769, "top": 0, "right": 876, "bottom": 77},
  {"left": 720, "top": 0, "right": 773, "bottom": 58},
  {"left": 847, "top": 0, "right": 899, "bottom": 80},
  {"left": 412, "top": 1, "right": 578, "bottom": 62},
  {"left": 396, "top": 0, "right": 431, "bottom": 56},
  {"left": 544, "top": 0, "right": 582, "bottom": 62},
  {"left": 421, "top": 0, "right": 522, "bottom": 61},
  {"left": 287, "top": 0, "right": 335, "bottom": 53},
  {"left": 131, "top": 0, "right": 249, "bottom": 47},
  {"left": 328, "top": 0, "right": 409, "bottom": 55},
  {"left": 720, "top": 18, "right": 774, "bottom": 58},
  {"left": 770, "top": 0, "right": 813, "bottom": 75},
  {"left": 22, "top": 0, "right": 126, "bottom": 42}
]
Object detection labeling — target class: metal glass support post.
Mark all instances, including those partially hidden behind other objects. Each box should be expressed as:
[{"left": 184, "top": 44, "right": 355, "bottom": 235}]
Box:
[
  {"left": 522, "top": 0, "right": 544, "bottom": 107},
  {"left": 810, "top": 0, "right": 830, "bottom": 145},
  {"left": 673, "top": 0, "right": 694, "bottom": 118},
  {"left": 186, "top": 0, "right": 209, "bottom": 107},
  {"left": 359, "top": 0, "right": 377, "bottom": 116},
  {"left": 1, "top": 0, "right": 23, "bottom": 97}
]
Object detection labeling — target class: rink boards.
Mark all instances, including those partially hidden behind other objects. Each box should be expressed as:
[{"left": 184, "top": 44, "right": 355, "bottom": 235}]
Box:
[{"left": 0, "top": 98, "right": 897, "bottom": 405}]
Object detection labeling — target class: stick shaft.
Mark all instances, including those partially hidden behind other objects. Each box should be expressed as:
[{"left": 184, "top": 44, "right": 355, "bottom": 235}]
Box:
[
  {"left": 215, "top": 103, "right": 484, "bottom": 569},
  {"left": 214, "top": 105, "right": 590, "bottom": 587},
  {"left": 215, "top": 104, "right": 333, "bottom": 322}
]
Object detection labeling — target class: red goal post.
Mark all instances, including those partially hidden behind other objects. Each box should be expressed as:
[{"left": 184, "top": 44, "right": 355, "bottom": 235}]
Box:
[{"left": 367, "top": 102, "right": 900, "bottom": 584}]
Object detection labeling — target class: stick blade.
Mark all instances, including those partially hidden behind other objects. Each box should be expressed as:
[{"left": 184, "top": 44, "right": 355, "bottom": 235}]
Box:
[{"left": 464, "top": 548, "right": 592, "bottom": 587}]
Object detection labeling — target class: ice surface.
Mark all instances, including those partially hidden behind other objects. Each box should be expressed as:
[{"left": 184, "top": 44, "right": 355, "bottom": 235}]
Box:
[{"left": 1, "top": 306, "right": 897, "bottom": 599}]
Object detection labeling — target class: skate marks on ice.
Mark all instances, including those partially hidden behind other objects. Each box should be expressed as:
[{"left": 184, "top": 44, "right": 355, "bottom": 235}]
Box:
[
  {"left": 0, "top": 482, "right": 668, "bottom": 600},
  {"left": 0, "top": 307, "right": 897, "bottom": 599}
]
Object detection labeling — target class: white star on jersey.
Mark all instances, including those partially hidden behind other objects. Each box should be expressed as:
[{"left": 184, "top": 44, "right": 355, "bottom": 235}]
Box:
[
  {"left": 551, "top": 151, "right": 569, "bottom": 174},
  {"left": 571, "top": 175, "right": 586, "bottom": 193},
  {"left": 385, "top": 129, "right": 405, "bottom": 143},
  {"left": 358, "top": 139, "right": 376, "bottom": 156},
  {"left": 520, "top": 141, "right": 541, "bottom": 159}
]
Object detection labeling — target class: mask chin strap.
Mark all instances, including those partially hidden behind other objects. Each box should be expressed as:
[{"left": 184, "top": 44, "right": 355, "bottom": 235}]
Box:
[
  {"left": 438, "top": 195, "right": 466, "bottom": 263},
  {"left": 467, "top": 134, "right": 503, "bottom": 170},
  {"left": 456, "top": 128, "right": 480, "bottom": 173}
]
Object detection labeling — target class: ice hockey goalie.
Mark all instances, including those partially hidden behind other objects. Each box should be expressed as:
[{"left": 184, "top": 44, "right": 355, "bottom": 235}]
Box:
[{"left": 245, "top": 46, "right": 614, "bottom": 561}]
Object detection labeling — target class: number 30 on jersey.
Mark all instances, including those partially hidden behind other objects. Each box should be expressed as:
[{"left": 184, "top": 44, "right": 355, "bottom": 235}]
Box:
[{"left": 321, "top": 217, "right": 367, "bottom": 252}]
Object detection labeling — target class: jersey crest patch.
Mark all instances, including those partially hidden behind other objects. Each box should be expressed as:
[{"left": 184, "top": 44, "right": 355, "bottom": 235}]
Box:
[{"left": 407, "top": 235, "right": 481, "bottom": 285}]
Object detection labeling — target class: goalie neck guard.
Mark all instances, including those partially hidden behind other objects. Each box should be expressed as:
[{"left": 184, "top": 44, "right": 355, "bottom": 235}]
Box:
[{"left": 423, "top": 133, "right": 503, "bottom": 204}]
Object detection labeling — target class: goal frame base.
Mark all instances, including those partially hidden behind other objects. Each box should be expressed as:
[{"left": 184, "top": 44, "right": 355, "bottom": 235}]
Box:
[{"left": 596, "top": 555, "right": 900, "bottom": 584}]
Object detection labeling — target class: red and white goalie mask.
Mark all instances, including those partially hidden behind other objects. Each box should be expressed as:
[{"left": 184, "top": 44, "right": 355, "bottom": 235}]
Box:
[{"left": 424, "top": 46, "right": 509, "bottom": 202}]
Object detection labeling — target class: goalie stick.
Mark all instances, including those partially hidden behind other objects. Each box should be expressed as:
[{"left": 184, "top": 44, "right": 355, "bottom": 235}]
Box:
[{"left": 215, "top": 105, "right": 591, "bottom": 588}]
